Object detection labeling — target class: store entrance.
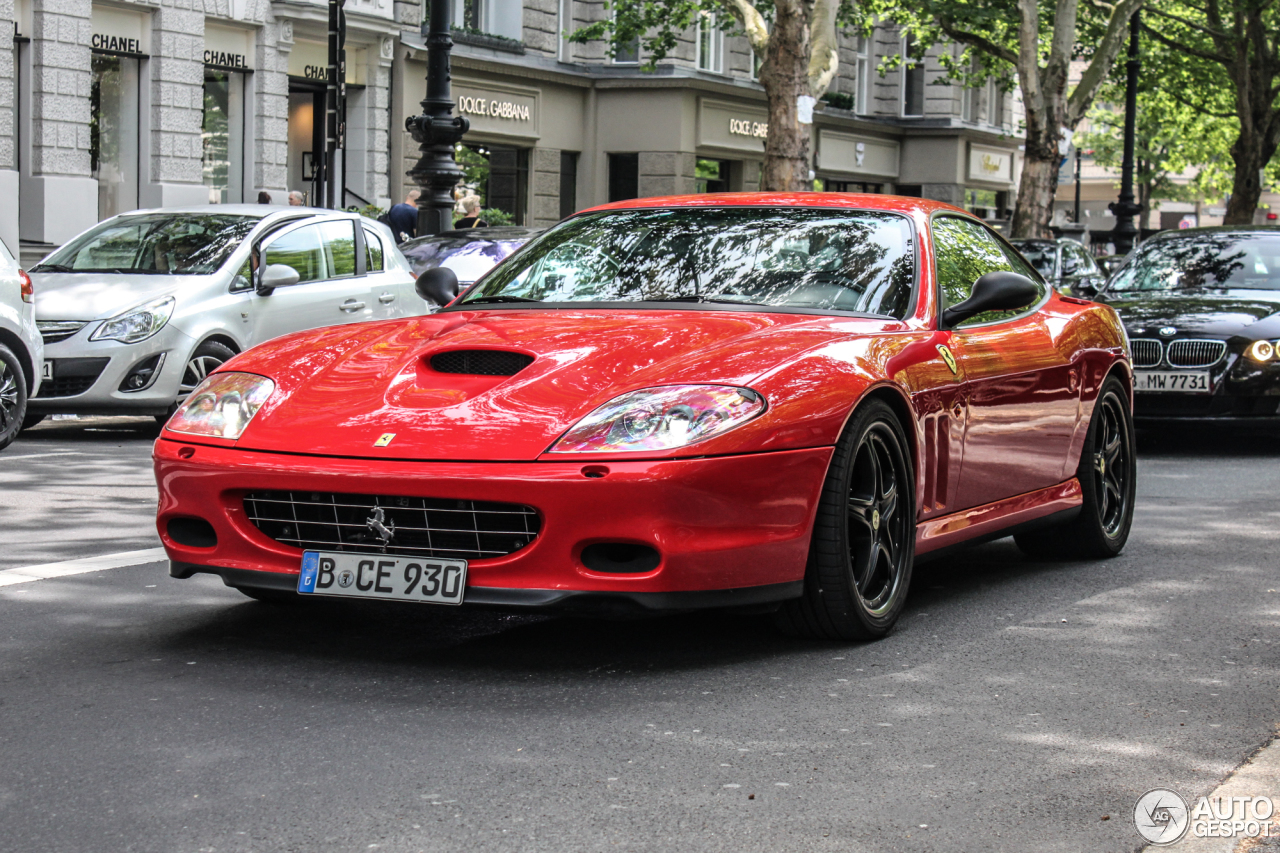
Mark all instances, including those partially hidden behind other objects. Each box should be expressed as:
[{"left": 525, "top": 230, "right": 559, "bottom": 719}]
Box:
[
  {"left": 91, "top": 53, "right": 140, "bottom": 220},
  {"left": 457, "top": 143, "right": 529, "bottom": 225},
  {"left": 287, "top": 81, "right": 326, "bottom": 206}
]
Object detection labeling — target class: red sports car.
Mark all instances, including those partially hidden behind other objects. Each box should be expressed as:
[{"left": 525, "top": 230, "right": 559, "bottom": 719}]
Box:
[{"left": 154, "top": 194, "right": 1135, "bottom": 640}]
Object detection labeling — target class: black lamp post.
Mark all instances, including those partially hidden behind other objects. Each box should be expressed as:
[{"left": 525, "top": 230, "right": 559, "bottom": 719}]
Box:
[
  {"left": 406, "top": 0, "right": 470, "bottom": 237},
  {"left": 1108, "top": 10, "right": 1142, "bottom": 254}
]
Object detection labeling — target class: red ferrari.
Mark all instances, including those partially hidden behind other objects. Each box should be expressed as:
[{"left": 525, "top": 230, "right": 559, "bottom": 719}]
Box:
[{"left": 154, "top": 194, "right": 1135, "bottom": 640}]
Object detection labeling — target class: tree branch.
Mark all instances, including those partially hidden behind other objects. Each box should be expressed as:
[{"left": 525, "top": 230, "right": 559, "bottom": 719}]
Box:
[
  {"left": 807, "top": 0, "right": 840, "bottom": 96},
  {"left": 1165, "top": 87, "right": 1238, "bottom": 119},
  {"left": 1143, "top": 6, "right": 1231, "bottom": 40},
  {"left": 721, "top": 0, "right": 770, "bottom": 56},
  {"left": 935, "top": 15, "right": 1018, "bottom": 65},
  {"left": 1067, "top": 0, "right": 1143, "bottom": 124},
  {"left": 1140, "top": 22, "right": 1230, "bottom": 65}
]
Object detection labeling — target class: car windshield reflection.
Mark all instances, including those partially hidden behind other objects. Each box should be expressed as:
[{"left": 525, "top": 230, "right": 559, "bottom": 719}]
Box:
[
  {"left": 1109, "top": 233, "right": 1280, "bottom": 293},
  {"left": 32, "top": 214, "right": 258, "bottom": 276}
]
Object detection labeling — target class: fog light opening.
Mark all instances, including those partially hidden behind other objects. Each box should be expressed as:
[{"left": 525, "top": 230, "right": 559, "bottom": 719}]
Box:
[
  {"left": 118, "top": 353, "right": 166, "bottom": 393},
  {"left": 581, "top": 465, "right": 609, "bottom": 479},
  {"left": 580, "top": 542, "right": 661, "bottom": 574},
  {"left": 167, "top": 516, "right": 218, "bottom": 548}
]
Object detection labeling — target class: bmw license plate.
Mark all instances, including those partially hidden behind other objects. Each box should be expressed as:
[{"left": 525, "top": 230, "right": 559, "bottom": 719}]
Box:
[
  {"left": 1133, "top": 370, "right": 1211, "bottom": 394},
  {"left": 297, "top": 551, "right": 467, "bottom": 605}
]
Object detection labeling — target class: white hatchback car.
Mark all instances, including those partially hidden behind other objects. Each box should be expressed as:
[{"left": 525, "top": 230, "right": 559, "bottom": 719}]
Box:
[
  {"left": 0, "top": 237, "right": 43, "bottom": 450},
  {"left": 27, "top": 206, "right": 421, "bottom": 423}
]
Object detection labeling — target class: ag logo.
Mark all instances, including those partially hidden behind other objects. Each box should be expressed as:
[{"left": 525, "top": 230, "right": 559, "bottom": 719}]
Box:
[
  {"left": 1134, "top": 788, "right": 1190, "bottom": 845},
  {"left": 337, "top": 570, "right": 355, "bottom": 589}
]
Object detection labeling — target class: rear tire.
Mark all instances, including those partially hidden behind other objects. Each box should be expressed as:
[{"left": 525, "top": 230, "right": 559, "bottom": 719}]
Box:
[
  {"left": 0, "top": 344, "right": 29, "bottom": 451},
  {"left": 775, "top": 399, "right": 915, "bottom": 641},
  {"left": 1014, "top": 375, "right": 1135, "bottom": 559}
]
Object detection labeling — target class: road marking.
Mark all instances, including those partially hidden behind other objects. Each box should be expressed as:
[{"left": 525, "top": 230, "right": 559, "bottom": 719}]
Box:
[
  {"left": 2, "top": 449, "right": 88, "bottom": 459},
  {"left": 0, "top": 547, "right": 167, "bottom": 587}
]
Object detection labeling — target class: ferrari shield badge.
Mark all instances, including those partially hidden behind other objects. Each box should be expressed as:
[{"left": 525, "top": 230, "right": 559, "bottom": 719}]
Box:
[
  {"left": 374, "top": 433, "right": 396, "bottom": 447},
  {"left": 936, "top": 344, "right": 958, "bottom": 375}
]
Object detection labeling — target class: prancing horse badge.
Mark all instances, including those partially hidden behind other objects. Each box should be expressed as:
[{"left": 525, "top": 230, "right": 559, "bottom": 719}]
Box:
[
  {"left": 374, "top": 433, "right": 396, "bottom": 447},
  {"left": 936, "top": 344, "right": 958, "bottom": 375}
]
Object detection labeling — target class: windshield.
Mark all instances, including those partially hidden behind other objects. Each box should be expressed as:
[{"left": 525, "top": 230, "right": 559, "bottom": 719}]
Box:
[
  {"left": 402, "top": 238, "right": 527, "bottom": 282},
  {"left": 1109, "top": 233, "right": 1280, "bottom": 292},
  {"left": 458, "top": 208, "right": 916, "bottom": 317},
  {"left": 1011, "top": 242, "right": 1057, "bottom": 278},
  {"left": 34, "top": 214, "right": 258, "bottom": 275}
]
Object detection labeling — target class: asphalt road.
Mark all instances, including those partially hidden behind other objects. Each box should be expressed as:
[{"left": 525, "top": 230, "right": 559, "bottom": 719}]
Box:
[{"left": 1, "top": 418, "right": 1277, "bottom": 852}]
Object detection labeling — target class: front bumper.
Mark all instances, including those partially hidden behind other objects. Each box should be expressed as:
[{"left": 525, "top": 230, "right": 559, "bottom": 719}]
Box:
[
  {"left": 28, "top": 326, "right": 196, "bottom": 415},
  {"left": 154, "top": 439, "right": 832, "bottom": 608}
]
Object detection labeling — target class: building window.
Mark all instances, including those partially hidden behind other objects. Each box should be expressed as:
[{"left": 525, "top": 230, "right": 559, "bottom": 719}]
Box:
[
  {"left": 462, "top": 0, "right": 483, "bottom": 31},
  {"left": 559, "top": 151, "right": 578, "bottom": 219},
  {"left": 459, "top": 143, "right": 529, "bottom": 225},
  {"left": 696, "top": 159, "right": 730, "bottom": 193},
  {"left": 901, "top": 35, "right": 924, "bottom": 117},
  {"left": 818, "top": 179, "right": 884, "bottom": 194},
  {"left": 697, "top": 12, "right": 723, "bottom": 73},
  {"left": 855, "top": 36, "right": 870, "bottom": 114},
  {"left": 203, "top": 71, "right": 246, "bottom": 203},
  {"left": 90, "top": 53, "right": 140, "bottom": 221},
  {"left": 608, "top": 153, "right": 639, "bottom": 202},
  {"left": 988, "top": 81, "right": 1005, "bottom": 129}
]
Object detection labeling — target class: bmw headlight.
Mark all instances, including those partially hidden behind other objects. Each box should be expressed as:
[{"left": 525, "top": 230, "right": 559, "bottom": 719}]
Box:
[
  {"left": 166, "top": 372, "right": 275, "bottom": 440},
  {"left": 1248, "top": 340, "right": 1278, "bottom": 363},
  {"left": 90, "top": 296, "right": 175, "bottom": 344},
  {"left": 549, "top": 385, "right": 766, "bottom": 453}
]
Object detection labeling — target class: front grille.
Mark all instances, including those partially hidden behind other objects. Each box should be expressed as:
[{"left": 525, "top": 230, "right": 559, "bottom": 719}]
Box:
[
  {"left": 430, "top": 350, "right": 534, "bottom": 376},
  {"left": 37, "top": 321, "right": 88, "bottom": 344},
  {"left": 1130, "top": 339, "right": 1162, "bottom": 368},
  {"left": 1167, "top": 339, "right": 1227, "bottom": 368},
  {"left": 34, "top": 357, "right": 109, "bottom": 398},
  {"left": 243, "top": 490, "right": 541, "bottom": 561}
]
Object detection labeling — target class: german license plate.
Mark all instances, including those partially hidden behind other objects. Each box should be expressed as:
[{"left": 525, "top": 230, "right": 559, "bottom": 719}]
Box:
[
  {"left": 1134, "top": 370, "right": 1211, "bottom": 394},
  {"left": 41, "top": 360, "right": 53, "bottom": 381},
  {"left": 297, "top": 551, "right": 467, "bottom": 605}
]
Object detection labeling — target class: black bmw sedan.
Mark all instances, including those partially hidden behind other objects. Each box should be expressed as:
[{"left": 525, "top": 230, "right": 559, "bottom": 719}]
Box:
[{"left": 1098, "top": 226, "right": 1280, "bottom": 424}]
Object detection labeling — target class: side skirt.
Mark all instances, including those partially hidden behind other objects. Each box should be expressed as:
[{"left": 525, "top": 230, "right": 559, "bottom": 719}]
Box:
[{"left": 914, "top": 479, "right": 1083, "bottom": 564}]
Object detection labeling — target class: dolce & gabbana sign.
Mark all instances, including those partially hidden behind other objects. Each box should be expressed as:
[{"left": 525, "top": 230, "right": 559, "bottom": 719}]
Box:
[
  {"left": 451, "top": 80, "right": 539, "bottom": 138},
  {"left": 457, "top": 96, "right": 531, "bottom": 122},
  {"left": 699, "top": 99, "right": 769, "bottom": 154}
]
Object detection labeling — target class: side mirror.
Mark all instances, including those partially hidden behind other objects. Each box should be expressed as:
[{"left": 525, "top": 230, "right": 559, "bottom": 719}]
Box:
[
  {"left": 941, "top": 271, "right": 1040, "bottom": 329},
  {"left": 416, "top": 266, "right": 460, "bottom": 306},
  {"left": 256, "top": 263, "right": 300, "bottom": 295}
]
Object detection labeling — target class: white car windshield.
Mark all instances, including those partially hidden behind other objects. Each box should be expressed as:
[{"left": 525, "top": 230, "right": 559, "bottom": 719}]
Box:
[{"left": 33, "top": 214, "right": 258, "bottom": 275}]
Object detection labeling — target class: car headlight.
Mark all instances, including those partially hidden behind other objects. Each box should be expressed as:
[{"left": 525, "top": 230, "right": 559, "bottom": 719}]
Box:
[
  {"left": 166, "top": 372, "right": 275, "bottom": 440},
  {"left": 89, "top": 296, "right": 175, "bottom": 344},
  {"left": 548, "top": 385, "right": 766, "bottom": 453},
  {"left": 1248, "top": 340, "right": 1277, "bottom": 362}
]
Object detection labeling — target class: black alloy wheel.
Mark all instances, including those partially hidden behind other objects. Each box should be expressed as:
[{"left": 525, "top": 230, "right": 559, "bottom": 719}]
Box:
[
  {"left": 1015, "top": 374, "right": 1136, "bottom": 559},
  {"left": 776, "top": 398, "right": 915, "bottom": 640},
  {"left": 0, "top": 344, "right": 29, "bottom": 451}
]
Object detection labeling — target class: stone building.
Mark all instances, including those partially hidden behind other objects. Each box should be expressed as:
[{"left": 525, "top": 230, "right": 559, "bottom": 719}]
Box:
[{"left": 390, "top": 0, "right": 1025, "bottom": 228}]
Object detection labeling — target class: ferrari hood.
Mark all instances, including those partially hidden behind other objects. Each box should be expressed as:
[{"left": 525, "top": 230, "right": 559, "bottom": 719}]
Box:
[
  {"left": 233, "top": 309, "right": 874, "bottom": 460},
  {"left": 1106, "top": 290, "right": 1280, "bottom": 339}
]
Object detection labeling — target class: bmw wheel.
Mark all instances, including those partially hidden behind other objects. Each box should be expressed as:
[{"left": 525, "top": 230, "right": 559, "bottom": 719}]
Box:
[
  {"left": 776, "top": 398, "right": 915, "bottom": 641},
  {"left": 0, "top": 344, "right": 28, "bottom": 451}
]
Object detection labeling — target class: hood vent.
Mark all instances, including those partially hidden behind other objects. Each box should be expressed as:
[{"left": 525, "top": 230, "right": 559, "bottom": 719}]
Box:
[{"left": 430, "top": 350, "right": 534, "bottom": 376}]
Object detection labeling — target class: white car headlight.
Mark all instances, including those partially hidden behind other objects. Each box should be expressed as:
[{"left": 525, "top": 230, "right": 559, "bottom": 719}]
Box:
[
  {"left": 549, "top": 385, "right": 766, "bottom": 453},
  {"left": 166, "top": 372, "right": 275, "bottom": 440},
  {"left": 90, "top": 295, "right": 175, "bottom": 344}
]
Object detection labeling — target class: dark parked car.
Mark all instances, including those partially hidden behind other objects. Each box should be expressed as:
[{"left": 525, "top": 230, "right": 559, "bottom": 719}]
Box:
[
  {"left": 398, "top": 227, "right": 543, "bottom": 304},
  {"left": 1097, "top": 226, "right": 1280, "bottom": 424},
  {"left": 1011, "top": 238, "right": 1108, "bottom": 297}
]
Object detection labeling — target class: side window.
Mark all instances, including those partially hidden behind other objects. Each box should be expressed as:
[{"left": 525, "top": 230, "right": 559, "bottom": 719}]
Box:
[
  {"left": 932, "top": 216, "right": 1045, "bottom": 326},
  {"left": 231, "top": 257, "right": 252, "bottom": 292},
  {"left": 263, "top": 224, "right": 326, "bottom": 283},
  {"left": 363, "top": 228, "right": 384, "bottom": 273},
  {"left": 319, "top": 220, "right": 357, "bottom": 278},
  {"left": 1061, "top": 245, "right": 1081, "bottom": 276}
]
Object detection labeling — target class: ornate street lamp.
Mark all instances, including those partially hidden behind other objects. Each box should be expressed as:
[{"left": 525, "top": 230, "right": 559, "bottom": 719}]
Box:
[
  {"left": 1108, "top": 10, "right": 1142, "bottom": 254},
  {"left": 406, "top": 0, "right": 470, "bottom": 236}
]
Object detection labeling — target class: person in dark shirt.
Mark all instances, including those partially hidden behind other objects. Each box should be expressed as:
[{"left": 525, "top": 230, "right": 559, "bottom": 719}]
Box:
[
  {"left": 454, "top": 196, "right": 489, "bottom": 229},
  {"left": 386, "top": 190, "right": 421, "bottom": 244}
]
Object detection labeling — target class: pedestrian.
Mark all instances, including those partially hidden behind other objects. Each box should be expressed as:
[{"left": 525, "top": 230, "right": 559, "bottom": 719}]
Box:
[
  {"left": 257, "top": 190, "right": 272, "bottom": 204},
  {"left": 386, "top": 189, "right": 421, "bottom": 244},
  {"left": 454, "top": 196, "right": 489, "bottom": 229},
  {"left": 288, "top": 191, "right": 305, "bottom": 206}
]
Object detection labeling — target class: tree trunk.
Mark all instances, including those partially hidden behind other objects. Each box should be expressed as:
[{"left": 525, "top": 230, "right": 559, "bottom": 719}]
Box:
[
  {"left": 1223, "top": 121, "right": 1278, "bottom": 225},
  {"left": 758, "top": 3, "right": 811, "bottom": 192}
]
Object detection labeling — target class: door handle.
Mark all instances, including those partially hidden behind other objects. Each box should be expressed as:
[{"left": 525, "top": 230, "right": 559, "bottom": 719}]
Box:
[
  {"left": 340, "top": 299, "right": 366, "bottom": 312},
  {"left": 378, "top": 293, "right": 396, "bottom": 304}
]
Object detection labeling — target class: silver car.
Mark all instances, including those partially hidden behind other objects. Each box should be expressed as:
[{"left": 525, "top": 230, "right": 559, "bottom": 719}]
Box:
[
  {"left": 0, "top": 237, "right": 43, "bottom": 449},
  {"left": 27, "top": 205, "right": 420, "bottom": 422}
]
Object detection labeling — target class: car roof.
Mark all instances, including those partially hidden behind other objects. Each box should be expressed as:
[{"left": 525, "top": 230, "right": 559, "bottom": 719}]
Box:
[
  {"left": 1147, "top": 225, "right": 1280, "bottom": 242},
  {"left": 109, "top": 204, "right": 355, "bottom": 221},
  {"left": 581, "top": 192, "right": 968, "bottom": 217}
]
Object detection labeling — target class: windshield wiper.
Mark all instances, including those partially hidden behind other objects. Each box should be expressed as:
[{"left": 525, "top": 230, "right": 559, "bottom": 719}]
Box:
[
  {"left": 31, "top": 263, "right": 73, "bottom": 273},
  {"left": 460, "top": 295, "right": 542, "bottom": 304},
  {"left": 645, "top": 295, "right": 764, "bottom": 306}
]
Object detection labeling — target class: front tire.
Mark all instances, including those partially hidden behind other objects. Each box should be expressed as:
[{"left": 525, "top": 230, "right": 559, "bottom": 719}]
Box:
[
  {"left": 179, "top": 341, "right": 236, "bottom": 402},
  {"left": 0, "top": 344, "right": 29, "bottom": 451},
  {"left": 1015, "top": 375, "right": 1136, "bottom": 559},
  {"left": 775, "top": 399, "right": 915, "bottom": 641}
]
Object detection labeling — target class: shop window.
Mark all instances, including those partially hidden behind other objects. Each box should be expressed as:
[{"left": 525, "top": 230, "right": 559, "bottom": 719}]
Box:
[
  {"left": 855, "top": 36, "right": 870, "bottom": 114},
  {"left": 900, "top": 36, "right": 924, "bottom": 117},
  {"left": 896, "top": 184, "right": 923, "bottom": 198},
  {"left": 819, "top": 180, "right": 884, "bottom": 194},
  {"left": 696, "top": 159, "right": 730, "bottom": 194},
  {"left": 90, "top": 54, "right": 140, "bottom": 221},
  {"left": 965, "top": 188, "right": 1009, "bottom": 221},
  {"left": 697, "top": 13, "right": 723, "bottom": 73},
  {"left": 608, "top": 153, "right": 639, "bottom": 202},
  {"left": 458, "top": 142, "right": 529, "bottom": 225},
  {"left": 559, "top": 152, "right": 579, "bottom": 219},
  {"left": 202, "top": 71, "right": 246, "bottom": 204}
]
